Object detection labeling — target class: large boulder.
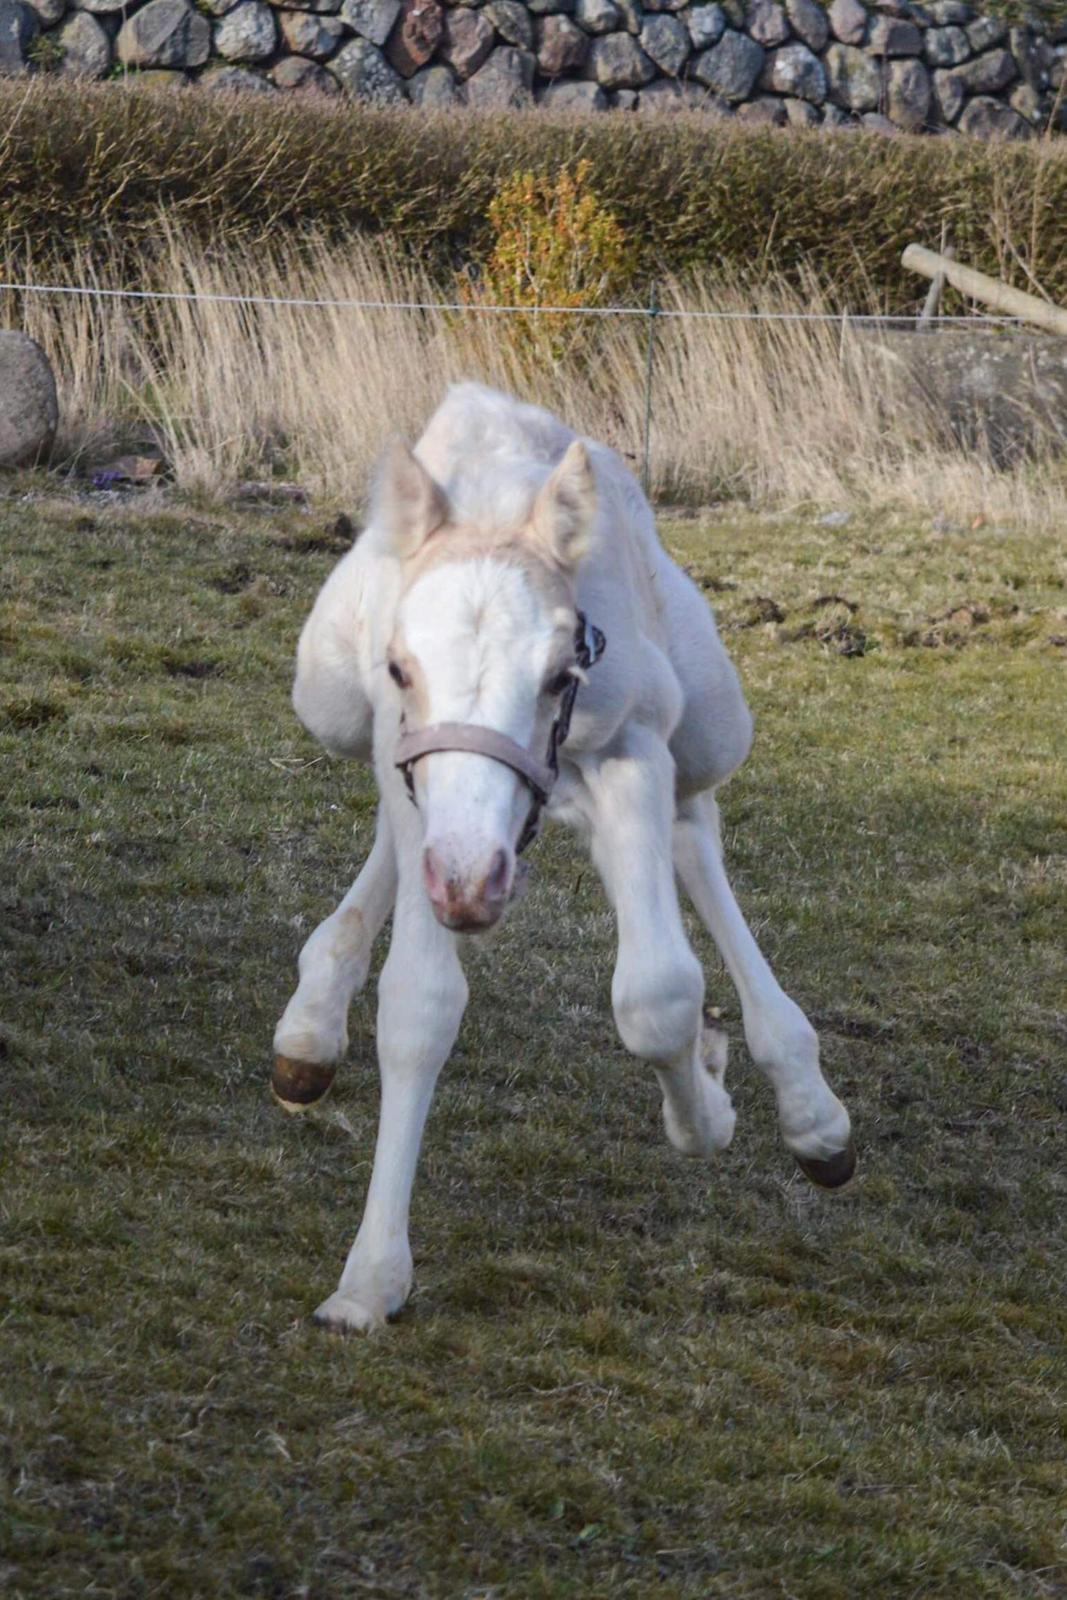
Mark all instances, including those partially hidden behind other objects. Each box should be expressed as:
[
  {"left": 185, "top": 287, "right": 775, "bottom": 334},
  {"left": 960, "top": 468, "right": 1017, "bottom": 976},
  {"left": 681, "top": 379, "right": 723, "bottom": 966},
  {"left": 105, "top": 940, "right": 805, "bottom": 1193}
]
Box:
[
  {"left": 0, "top": 333, "right": 58, "bottom": 469},
  {"left": 923, "top": 25, "right": 969, "bottom": 67},
  {"left": 785, "top": 0, "right": 827, "bottom": 52},
  {"left": 827, "top": 0, "right": 866, "bottom": 46},
  {"left": 340, "top": 0, "right": 401, "bottom": 45},
  {"left": 439, "top": 6, "right": 495, "bottom": 75},
  {"left": 691, "top": 27, "right": 763, "bottom": 97},
  {"left": 956, "top": 46, "right": 1016, "bottom": 94},
  {"left": 213, "top": 2, "right": 277, "bottom": 60},
  {"left": 886, "top": 56, "right": 931, "bottom": 128},
  {"left": 117, "top": 0, "right": 211, "bottom": 68},
  {"left": 58, "top": 10, "right": 112, "bottom": 75},
  {"left": 957, "top": 94, "right": 1031, "bottom": 137},
  {"left": 866, "top": 330, "right": 1067, "bottom": 464},
  {"left": 0, "top": 1, "right": 38, "bottom": 72},
  {"left": 537, "top": 75, "right": 606, "bottom": 105},
  {"left": 762, "top": 40, "right": 825, "bottom": 101},
  {"left": 537, "top": 13, "right": 587, "bottom": 73},
  {"left": 685, "top": 3, "right": 725, "bottom": 49},
  {"left": 465, "top": 42, "right": 534, "bottom": 102},
  {"left": 385, "top": 0, "right": 444, "bottom": 73},
  {"left": 278, "top": 9, "right": 345, "bottom": 57},
  {"left": 745, "top": 0, "right": 789, "bottom": 48},
  {"left": 330, "top": 35, "right": 406, "bottom": 95},
  {"left": 587, "top": 29, "right": 654, "bottom": 84},
  {"left": 824, "top": 40, "right": 881, "bottom": 109},
  {"left": 408, "top": 60, "right": 460, "bottom": 101},
  {"left": 272, "top": 54, "right": 341, "bottom": 88},
  {"left": 639, "top": 13, "right": 688, "bottom": 74},
  {"left": 484, "top": 0, "right": 532, "bottom": 46}
]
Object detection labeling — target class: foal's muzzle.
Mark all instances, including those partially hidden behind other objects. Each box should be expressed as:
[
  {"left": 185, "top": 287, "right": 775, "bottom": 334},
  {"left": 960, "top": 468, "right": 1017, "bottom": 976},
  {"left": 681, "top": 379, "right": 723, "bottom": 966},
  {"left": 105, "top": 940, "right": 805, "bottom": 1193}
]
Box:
[{"left": 422, "top": 843, "right": 513, "bottom": 932}]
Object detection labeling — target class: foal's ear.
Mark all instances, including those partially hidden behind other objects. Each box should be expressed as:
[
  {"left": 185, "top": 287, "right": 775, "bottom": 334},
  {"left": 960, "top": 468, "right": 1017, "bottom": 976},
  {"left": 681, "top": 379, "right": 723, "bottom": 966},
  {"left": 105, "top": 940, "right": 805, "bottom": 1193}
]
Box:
[
  {"left": 531, "top": 441, "right": 596, "bottom": 573},
  {"left": 371, "top": 438, "right": 449, "bottom": 559}
]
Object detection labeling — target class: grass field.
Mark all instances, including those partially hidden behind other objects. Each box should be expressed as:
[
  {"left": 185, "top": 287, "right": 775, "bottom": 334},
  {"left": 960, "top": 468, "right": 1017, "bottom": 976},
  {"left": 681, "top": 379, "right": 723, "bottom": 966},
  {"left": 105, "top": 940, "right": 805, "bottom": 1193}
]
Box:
[{"left": 2, "top": 483, "right": 1065, "bottom": 1598}]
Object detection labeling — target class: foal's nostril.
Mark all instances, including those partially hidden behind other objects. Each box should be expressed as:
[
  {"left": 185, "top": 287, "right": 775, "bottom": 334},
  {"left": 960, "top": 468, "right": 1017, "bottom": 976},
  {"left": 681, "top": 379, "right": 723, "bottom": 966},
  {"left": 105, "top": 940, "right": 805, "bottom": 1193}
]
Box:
[
  {"left": 483, "top": 848, "right": 511, "bottom": 904},
  {"left": 422, "top": 847, "right": 448, "bottom": 904}
]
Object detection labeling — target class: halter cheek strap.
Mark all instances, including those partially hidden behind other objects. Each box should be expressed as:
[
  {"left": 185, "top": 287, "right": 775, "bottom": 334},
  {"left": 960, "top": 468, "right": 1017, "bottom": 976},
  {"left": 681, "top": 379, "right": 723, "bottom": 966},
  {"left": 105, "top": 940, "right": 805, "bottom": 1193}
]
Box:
[{"left": 393, "top": 610, "right": 606, "bottom": 856}]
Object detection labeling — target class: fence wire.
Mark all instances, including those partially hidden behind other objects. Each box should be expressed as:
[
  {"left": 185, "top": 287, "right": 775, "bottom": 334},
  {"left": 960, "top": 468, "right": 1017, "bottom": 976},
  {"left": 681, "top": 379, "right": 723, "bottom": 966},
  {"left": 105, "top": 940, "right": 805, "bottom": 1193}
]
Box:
[{"left": 0, "top": 276, "right": 1027, "bottom": 494}]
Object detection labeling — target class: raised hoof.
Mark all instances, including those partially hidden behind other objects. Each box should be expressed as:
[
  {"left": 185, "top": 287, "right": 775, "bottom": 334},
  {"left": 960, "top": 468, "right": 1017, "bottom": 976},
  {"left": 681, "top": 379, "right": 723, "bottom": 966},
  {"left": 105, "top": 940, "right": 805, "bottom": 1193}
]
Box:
[
  {"left": 795, "top": 1141, "right": 857, "bottom": 1191},
  {"left": 271, "top": 1054, "right": 338, "bottom": 1114}
]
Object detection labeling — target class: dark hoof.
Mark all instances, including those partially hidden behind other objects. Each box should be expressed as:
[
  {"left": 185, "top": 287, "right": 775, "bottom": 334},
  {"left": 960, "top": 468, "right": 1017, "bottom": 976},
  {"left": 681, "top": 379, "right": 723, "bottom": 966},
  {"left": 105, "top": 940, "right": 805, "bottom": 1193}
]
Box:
[
  {"left": 271, "top": 1054, "right": 338, "bottom": 1114},
  {"left": 795, "top": 1141, "right": 857, "bottom": 1191}
]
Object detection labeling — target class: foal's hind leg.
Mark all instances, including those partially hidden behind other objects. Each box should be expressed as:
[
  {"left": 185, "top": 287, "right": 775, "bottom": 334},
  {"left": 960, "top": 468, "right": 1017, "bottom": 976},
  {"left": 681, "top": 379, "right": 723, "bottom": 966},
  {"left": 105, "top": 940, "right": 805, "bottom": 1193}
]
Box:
[
  {"left": 673, "top": 793, "right": 854, "bottom": 1186},
  {"left": 272, "top": 804, "right": 397, "bottom": 1111},
  {"left": 584, "top": 730, "right": 735, "bottom": 1158}
]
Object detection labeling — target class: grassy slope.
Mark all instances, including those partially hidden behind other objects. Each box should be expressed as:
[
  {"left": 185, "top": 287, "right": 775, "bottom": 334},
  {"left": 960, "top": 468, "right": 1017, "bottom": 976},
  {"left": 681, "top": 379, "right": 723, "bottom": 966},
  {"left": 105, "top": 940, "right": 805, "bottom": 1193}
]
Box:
[{"left": 1, "top": 488, "right": 1065, "bottom": 1599}]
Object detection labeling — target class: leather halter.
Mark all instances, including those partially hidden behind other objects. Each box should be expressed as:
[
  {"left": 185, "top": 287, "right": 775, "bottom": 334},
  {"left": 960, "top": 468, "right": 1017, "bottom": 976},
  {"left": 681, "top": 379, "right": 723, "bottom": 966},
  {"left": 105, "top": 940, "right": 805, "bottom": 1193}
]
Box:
[{"left": 394, "top": 611, "right": 606, "bottom": 856}]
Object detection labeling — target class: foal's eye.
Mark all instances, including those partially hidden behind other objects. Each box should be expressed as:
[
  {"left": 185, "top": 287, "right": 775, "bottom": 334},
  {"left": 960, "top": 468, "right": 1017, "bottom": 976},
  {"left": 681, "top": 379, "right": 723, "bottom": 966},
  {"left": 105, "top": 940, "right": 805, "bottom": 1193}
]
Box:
[
  {"left": 544, "top": 668, "right": 573, "bottom": 697},
  {"left": 388, "top": 660, "right": 410, "bottom": 690}
]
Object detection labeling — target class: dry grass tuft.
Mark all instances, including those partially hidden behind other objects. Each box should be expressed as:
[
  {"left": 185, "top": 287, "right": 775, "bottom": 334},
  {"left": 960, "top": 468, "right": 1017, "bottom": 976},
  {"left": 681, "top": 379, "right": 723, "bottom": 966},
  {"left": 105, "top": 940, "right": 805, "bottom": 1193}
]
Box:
[{"left": 4, "top": 226, "right": 1066, "bottom": 531}]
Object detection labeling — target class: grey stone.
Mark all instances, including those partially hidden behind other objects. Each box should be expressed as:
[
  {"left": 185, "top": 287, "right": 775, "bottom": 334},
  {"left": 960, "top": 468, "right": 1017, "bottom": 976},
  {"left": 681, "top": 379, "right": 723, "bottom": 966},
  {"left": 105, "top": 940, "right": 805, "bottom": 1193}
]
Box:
[
  {"left": 117, "top": 0, "right": 210, "bottom": 68},
  {"left": 827, "top": 0, "right": 866, "bottom": 46},
  {"left": 784, "top": 93, "right": 820, "bottom": 122},
  {"left": 213, "top": 2, "right": 277, "bottom": 60},
  {"left": 1010, "top": 25, "right": 1052, "bottom": 92},
  {"left": 609, "top": 83, "right": 638, "bottom": 103},
  {"left": 615, "top": 0, "right": 641, "bottom": 34},
  {"left": 691, "top": 26, "right": 762, "bottom": 96},
  {"left": 58, "top": 9, "right": 111, "bottom": 74},
  {"left": 193, "top": 0, "right": 241, "bottom": 15},
  {"left": 924, "top": 1, "right": 969, "bottom": 21},
  {"left": 684, "top": 2, "right": 725, "bottom": 49},
  {"left": 25, "top": 0, "right": 63, "bottom": 24},
  {"left": 745, "top": 0, "right": 787, "bottom": 46},
  {"left": 956, "top": 46, "right": 1015, "bottom": 94},
  {"left": 1009, "top": 82, "right": 1044, "bottom": 125},
  {"left": 824, "top": 40, "right": 881, "bottom": 108},
  {"left": 640, "top": 76, "right": 726, "bottom": 108},
  {"left": 639, "top": 11, "right": 687, "bottom": 72},
  {"left": 329, "top": 33, "right": 406, "bottom": 95},
  {"left": 860, "top": 110, "right": 897, "bottom": 131},
  {"left": 340, "top": 0, "right": 400, "bottom": 45},
  {"left": 821, "top": 100, "right": 853, "bottom": 123},
  {"left": 202, "top": 62, "right": 275, "bottom": 87},
  {"left": 867, "top": 330, "right": 1067, "bottom": 462},
  {"left": 867, "top": 15, "right": 920, "bottom": 55},
  {"left": 439, "top": 5, "right": 494, "bottom": 74},
  {"left": 485, "top": 0, "right": 533, "bottom": 48},
  {"left": 886, "top": 54, "right": 930, "bottom": 127},
  {"left": 923, "top": 24, "right": 968, "bottom": 66},
  {"left": 785, "top": 0, "right": 826, "bottom": 51},
  {"left": 537, "top": 12, "right": 587, "bottom": 71},
  {"left": 957, "top": 94, "right": 1030, "bottom": 138},
  {"left": 525, "top": 0, "right": 574, "bottom": 12},
  {"left": 271, "top": 53, "right": 341, "bottom": 87},
  {"left": 574, "top": 0, "right": 620, "bottom": 33},
  {"left": 408, "top": 60, "right": 460, "bottom": 101},
  {"left": 72, "top": 0, "right": 141, "bottom": 12},
  {"left": 0, "top": 332, "right": 57, "bottom": 468},
  {"left": 271, "top": 0, "right": 341, "bottom": 10},
  {"left": 465, "top": 42, "right": 534, "bottom": 102},
  {"left": 587, "top": 27, "right": 654, "bottom": 81},
  {"left": 931, "top": 65, "right": 964, "bottom": 122},
  {"left": 0, "top": 1, "right": 38, "bottom": 72},
  {"left": 763, "top": 39, "right": 825, "bottom": 100},
  {"left": 736, "top": 91, "right": 786, "bottom": 121},
  {"left": 965, "top": 15, "right": 1006, "bottom": 52},
  {"left": 278, "top": 8, "right": 344, "bottom": 56},
  {"left": 385, "top": 0, "right": 442, "bottom": 73},
  {"left": 642, "top": 0, "right": 686, "bottom": 11},
  {"left": 537, "top": 74, "right": 606, "bottom": 104}
]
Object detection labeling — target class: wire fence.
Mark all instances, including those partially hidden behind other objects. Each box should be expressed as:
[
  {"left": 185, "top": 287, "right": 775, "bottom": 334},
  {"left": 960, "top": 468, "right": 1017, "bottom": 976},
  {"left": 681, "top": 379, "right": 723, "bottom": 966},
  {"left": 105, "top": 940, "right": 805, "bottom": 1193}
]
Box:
[{"left": 0, "top": 275, "right": 1028, "bottom": 493}]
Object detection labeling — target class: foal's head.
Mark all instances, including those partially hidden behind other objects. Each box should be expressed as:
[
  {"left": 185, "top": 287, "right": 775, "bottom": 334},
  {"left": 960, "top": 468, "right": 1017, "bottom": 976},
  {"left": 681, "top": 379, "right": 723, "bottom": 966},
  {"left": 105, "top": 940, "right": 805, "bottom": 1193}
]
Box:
[{"left": 374, "top": 438, "right": 597, "bottom": 932}]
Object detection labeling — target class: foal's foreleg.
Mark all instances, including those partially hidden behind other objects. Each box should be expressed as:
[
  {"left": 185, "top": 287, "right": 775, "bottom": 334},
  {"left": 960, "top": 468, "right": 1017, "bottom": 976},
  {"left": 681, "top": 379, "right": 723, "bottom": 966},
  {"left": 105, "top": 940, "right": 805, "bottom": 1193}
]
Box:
[
  {"left": 673, "top": 793, "right": 854, "bottom": 1185},
  {"left": 272, "top": 804, "right": 398, "bottom": 1111},
  {"left": 314, "top": 857, "right": 468, "bottom": 1333},
  {"left": 585, "top": 731, "right": 735, "bottom": 1158}
]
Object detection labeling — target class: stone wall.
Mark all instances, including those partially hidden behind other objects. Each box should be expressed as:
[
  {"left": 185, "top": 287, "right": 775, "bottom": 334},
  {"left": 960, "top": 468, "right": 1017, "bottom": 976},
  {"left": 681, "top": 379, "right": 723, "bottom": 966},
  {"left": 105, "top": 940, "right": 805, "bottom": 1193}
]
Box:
[{"left": 1, "top": 0, "right": 1064, "bottom": 134}]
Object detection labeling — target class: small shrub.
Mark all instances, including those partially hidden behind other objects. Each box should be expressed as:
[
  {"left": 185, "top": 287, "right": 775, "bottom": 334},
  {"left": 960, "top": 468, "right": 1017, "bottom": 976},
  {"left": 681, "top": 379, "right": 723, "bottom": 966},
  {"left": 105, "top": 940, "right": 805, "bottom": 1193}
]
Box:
[{"left": 461, "top": 160, "right": 637, "bottom": 361}]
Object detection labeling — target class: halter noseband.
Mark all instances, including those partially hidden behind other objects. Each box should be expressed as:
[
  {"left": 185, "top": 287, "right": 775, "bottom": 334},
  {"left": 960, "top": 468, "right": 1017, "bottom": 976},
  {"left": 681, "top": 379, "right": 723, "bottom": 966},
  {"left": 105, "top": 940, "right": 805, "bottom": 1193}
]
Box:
[{"left": 394, "top": 611, "right": 606, "bottom": 856}]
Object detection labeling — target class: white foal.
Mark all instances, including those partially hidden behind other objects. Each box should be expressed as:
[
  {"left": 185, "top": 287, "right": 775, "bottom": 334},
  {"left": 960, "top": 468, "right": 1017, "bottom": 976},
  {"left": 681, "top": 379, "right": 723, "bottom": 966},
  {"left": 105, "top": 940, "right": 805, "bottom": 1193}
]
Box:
[{"left": 273, "top": 384, "right": 855, "bottom": 1333}]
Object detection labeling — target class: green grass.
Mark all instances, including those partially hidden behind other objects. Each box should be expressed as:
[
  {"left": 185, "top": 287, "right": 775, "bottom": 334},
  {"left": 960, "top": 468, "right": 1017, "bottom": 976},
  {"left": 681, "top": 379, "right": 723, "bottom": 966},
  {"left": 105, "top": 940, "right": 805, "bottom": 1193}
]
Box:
[{"left": 1, "top": 486, "right": 1065, "bottom": 1598}]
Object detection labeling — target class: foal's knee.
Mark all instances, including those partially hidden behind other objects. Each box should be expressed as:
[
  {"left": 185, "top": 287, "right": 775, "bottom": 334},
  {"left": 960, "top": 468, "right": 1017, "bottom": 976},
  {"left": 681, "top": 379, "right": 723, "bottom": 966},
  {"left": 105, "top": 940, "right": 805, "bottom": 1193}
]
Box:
[{"left": 613, "top": 951, "right": 703, "bottom": 1063}]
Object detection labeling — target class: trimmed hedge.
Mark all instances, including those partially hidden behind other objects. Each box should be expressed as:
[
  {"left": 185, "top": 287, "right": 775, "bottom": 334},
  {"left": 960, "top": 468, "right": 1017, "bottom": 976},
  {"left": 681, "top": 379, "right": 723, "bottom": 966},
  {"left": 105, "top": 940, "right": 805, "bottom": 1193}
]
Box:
[{"left": 3, "top": 81, "right": 1067, "bottom": 310}]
